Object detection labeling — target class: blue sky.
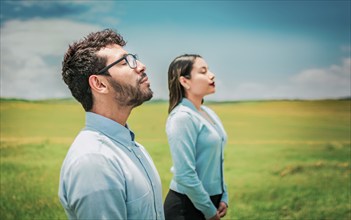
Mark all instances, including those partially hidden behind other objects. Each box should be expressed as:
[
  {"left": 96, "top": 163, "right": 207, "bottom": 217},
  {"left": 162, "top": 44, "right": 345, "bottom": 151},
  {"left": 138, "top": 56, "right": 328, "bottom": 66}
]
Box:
[{"left": 1, "top": 0, "right": 350, "bottom": 100}]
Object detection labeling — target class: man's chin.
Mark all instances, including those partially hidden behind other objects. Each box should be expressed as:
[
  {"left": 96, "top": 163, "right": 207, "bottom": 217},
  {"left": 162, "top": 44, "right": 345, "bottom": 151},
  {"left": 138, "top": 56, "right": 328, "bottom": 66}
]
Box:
[
  {"left": 143, "top": 88, "right": 153, "bottom": 100},
  {"left": 130, "top": 91, "right": 153, "bottom": 108},
  {"left": 142, "top": 91, "right": 153, "bottom": 102}
]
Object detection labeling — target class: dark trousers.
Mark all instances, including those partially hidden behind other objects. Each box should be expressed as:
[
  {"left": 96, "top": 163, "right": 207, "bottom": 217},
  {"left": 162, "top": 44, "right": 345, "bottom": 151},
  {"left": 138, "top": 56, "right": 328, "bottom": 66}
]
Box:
[{"left": 164, "top": 190, "right": 222, "bottom": 220}]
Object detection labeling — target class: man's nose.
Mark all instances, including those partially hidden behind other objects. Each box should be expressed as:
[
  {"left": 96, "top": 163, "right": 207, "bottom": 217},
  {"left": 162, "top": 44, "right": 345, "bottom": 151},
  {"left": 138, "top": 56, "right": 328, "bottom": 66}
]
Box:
[{"left": 135, "top": 60, "right": 146, "bottom": 73}]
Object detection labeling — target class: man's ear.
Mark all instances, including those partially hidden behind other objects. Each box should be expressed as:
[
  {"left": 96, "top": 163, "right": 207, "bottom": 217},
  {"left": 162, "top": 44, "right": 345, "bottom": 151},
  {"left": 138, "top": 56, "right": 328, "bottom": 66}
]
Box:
[
  {"left": 88, "top": 75, "right": 108, "bottom": 94},
  {"left": 179, "top": 76, "right": 190, "bottom": 90}
]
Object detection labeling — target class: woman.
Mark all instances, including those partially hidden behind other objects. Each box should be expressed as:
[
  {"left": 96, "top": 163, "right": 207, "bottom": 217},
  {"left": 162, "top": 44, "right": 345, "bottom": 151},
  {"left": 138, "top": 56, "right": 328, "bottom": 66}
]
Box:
[{"left": 164, "top": 54, "right": 229, "bottom": 220}]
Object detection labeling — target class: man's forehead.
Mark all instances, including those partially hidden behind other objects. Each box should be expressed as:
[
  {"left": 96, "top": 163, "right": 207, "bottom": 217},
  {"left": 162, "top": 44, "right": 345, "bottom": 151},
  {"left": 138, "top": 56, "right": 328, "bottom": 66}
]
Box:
[{"left": 97, "top": 44, "right": 127, "bottom": 58}]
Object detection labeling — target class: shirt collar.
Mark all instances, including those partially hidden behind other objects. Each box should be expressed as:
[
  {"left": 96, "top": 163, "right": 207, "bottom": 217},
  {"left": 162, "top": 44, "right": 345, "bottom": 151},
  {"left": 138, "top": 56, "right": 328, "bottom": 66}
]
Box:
[
  {"left": 85, "top": 112, "right": 135, "bottom": 147},
  {"left": 180, "top": 98, "right": 199, "bottom": 112}
]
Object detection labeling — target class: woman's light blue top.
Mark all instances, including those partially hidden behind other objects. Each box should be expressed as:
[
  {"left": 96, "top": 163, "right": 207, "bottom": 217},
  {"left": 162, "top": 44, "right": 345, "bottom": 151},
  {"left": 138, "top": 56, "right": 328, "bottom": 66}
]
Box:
[
  {"left": 59, "top": 112, "right": 164, "bottom": 220},
  {"left": 166, "top": 98, "right": 229, "bottom": 219}
]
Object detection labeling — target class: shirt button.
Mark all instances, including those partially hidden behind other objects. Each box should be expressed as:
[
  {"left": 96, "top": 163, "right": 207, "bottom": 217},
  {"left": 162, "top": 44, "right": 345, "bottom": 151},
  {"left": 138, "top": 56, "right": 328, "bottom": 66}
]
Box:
[{"left": 137, "top": 154, "right": 141, "bottom": 158}]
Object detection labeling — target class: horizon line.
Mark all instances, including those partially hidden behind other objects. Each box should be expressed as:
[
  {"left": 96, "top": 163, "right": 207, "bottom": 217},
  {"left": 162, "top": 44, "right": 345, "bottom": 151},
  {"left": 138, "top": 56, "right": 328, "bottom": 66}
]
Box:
[{"left": 1, "top": 96, "right": 350, "bottom": 103}]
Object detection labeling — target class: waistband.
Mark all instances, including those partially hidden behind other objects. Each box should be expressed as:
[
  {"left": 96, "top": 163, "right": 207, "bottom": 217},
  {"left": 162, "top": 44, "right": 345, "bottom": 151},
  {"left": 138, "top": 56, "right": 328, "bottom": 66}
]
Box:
[{"left": 169, "top": 189, "right": 222, "bottom": 208}]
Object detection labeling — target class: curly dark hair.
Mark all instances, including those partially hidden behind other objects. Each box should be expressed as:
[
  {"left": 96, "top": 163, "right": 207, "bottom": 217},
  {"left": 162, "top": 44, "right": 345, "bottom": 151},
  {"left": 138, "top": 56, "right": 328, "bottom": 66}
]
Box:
[{"left": 62, "top": 29, "right": 126, "bottom": 111}]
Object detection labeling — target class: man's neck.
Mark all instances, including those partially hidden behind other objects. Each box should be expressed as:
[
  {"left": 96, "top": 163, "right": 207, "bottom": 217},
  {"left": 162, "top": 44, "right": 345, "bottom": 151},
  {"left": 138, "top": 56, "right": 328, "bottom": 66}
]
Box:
[{"left": 91, "top": 104, "right": 132, "bottom": 126}]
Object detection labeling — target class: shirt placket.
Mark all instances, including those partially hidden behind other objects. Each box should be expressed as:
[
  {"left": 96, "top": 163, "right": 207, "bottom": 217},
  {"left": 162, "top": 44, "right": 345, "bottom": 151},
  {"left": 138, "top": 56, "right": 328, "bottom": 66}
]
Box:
[
  {"left": 130, "top": 143, "right": 162, "bottom": 220},
  {"left": 213, "top": 120, "right": 226, "bottom": 195}
]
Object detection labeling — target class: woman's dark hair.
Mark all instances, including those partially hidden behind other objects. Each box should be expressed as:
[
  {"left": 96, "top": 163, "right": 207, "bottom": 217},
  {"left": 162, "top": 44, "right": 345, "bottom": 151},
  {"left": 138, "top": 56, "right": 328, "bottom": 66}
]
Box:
[
  {"left": 168, "top": 54, "right": 202, "bottom": 113},
  {"left": 61, "top": 29, "right": 126, "bottom": 111}
]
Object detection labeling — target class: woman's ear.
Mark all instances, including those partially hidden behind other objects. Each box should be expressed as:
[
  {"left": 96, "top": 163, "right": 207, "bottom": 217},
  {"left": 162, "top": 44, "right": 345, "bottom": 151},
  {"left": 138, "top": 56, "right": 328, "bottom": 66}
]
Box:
[
  {"left": 88, "top": 75, "right": 108, "bottom": 94},
  {"left": 179, "top": 76, "right": 190, "bottom": 90}
]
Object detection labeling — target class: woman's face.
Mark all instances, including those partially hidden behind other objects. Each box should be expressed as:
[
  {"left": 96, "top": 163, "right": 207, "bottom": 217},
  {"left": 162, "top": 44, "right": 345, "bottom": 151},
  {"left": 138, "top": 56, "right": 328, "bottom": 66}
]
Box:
[{"left": 185, "top": 57, "right": 216, "bottom": 98}]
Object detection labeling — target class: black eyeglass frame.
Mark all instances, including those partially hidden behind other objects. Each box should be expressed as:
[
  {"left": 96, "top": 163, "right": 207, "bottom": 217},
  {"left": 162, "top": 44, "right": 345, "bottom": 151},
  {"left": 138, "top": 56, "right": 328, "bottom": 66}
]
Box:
[{"left": 97, "top": 53, "right": 138, "bottom": 74}]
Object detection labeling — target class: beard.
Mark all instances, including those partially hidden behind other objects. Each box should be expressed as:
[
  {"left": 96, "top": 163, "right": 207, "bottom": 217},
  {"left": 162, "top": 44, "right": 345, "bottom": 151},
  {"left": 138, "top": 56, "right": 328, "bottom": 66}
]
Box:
[{"left": 108, "top": 73, "right": 153, "bottom": 108}]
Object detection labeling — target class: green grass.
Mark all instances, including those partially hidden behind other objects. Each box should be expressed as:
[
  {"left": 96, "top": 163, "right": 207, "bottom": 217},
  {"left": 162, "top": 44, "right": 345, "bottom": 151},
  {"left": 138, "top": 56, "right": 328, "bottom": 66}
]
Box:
[{"left": 1, "top": 99, "right": 350, "bottom": 219}]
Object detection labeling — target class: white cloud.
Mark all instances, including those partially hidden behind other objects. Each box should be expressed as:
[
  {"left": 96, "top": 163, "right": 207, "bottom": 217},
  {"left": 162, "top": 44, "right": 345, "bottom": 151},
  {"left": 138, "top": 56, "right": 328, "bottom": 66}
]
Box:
[
  {"left": 293, "top": 58, "right": 350, "bottom": 86},
  {"left": 290, "top": 58, "right": 351, "bottom": 98},
  {"left": 0, "top": 18, "right": 103, "bottom": 99},
  {"left": 208, "top": 58, "right": 351, "bottom": 101}
]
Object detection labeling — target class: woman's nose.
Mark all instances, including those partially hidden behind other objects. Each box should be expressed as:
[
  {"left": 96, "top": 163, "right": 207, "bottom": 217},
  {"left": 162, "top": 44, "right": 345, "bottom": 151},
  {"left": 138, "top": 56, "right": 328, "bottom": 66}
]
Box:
[{"left": 209, "top": 71, "right": 215, "bottom": 80}]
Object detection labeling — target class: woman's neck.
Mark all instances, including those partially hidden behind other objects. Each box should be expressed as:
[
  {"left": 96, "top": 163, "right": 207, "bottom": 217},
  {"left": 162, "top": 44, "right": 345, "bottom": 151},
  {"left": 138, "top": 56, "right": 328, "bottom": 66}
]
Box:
[{"left": 185, "top": 94, "right": 203, "bottom": 110}]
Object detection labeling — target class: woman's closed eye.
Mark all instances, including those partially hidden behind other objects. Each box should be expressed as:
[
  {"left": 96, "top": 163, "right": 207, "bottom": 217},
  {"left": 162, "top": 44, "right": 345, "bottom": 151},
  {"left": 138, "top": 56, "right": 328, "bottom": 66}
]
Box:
[{"left": 200, "top": 67, "right": 208, "bottom": 74}]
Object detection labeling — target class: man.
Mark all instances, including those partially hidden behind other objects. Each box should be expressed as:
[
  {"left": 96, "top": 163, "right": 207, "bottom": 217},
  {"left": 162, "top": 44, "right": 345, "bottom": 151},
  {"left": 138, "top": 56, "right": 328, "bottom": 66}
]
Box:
[{"left": 58, "top": 29, "right": 164, "bottom": 220}]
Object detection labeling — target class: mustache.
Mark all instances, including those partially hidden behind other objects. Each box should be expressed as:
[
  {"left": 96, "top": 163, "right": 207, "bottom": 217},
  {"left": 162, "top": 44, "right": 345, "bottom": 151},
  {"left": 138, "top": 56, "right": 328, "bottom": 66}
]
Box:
[{"left": 138, "top": 72, "right": 148, "bottom": 83}]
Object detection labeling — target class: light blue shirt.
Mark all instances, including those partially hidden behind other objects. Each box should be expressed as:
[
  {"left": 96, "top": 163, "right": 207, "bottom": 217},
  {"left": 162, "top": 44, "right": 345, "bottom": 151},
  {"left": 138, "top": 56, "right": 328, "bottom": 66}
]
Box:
[
  {"left": 59, "top": 112, "right": 164, "bottom": 220},
  {"left": 166, "top": 98, "right": 229, "bottom": 219}
]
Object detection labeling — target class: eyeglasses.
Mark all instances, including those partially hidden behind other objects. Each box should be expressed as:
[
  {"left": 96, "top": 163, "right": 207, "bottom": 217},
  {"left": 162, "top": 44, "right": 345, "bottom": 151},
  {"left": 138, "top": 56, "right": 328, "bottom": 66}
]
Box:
[{"left": 97, "top": 53, "right": 138, "bottom": 74}]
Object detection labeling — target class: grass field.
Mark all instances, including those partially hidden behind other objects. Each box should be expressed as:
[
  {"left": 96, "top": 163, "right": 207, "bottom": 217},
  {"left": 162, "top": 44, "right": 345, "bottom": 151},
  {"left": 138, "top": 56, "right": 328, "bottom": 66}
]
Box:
[{"left": 0, "top": 99, "right": 350, "bottom": 220}]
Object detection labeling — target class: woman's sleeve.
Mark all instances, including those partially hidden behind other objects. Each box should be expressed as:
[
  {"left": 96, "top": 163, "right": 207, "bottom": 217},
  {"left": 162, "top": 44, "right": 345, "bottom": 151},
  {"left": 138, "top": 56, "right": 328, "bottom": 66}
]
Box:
[
  {"left": 166, "top": 111, "right": 217, "bottom": 219},
  {"left": 221, "top": 183, "right": 229, "bottom": 206}
]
